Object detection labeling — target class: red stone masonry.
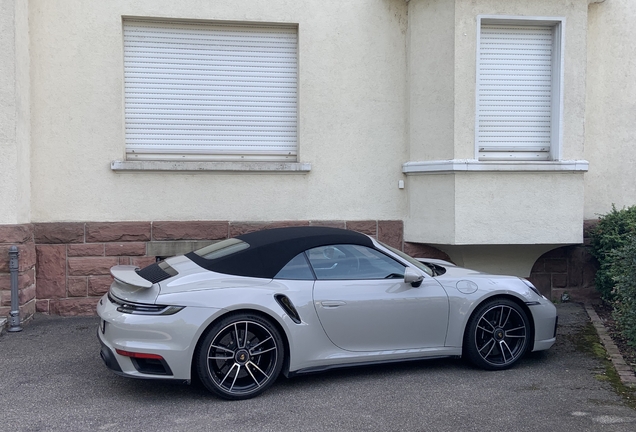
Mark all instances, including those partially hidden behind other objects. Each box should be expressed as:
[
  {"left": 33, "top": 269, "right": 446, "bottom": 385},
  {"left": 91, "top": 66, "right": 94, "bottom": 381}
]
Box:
[
  {"left": 528, "top": 219, "right": 600, "bottom": 302},
  {"left": 378, "top": 220, "right": 404, "bottom": 250},
  {"left": 67, "top": 243, "right": 105, "bottom": 257},
  {"left": 153, "top": 221, "right": 229, "bottom": 241},
  {"left": 35, "top": 244, "right": 66, "bottom": 299},
  {"left": 34, "top": 223, "right": 84, "bottom": 244},
  {"left": 345, "top": 220, "right": 377, "bottom": 236},
  {"left": 67, "top": 277, "right": 88, "bottom": 297},
  {"left": 309, "top": 220, "right": 346, "bottom": 229},
  {"left": 403, "top": 243, "right": 452, "bottom": 262},
  {"left": 0, "top": 224, "right": 37, "bottom": 324},
  {"left": 86, "top": 222, "right": 151, "bottom": 243},
  {"left": 228, "top": 220, "right": 310, "bottom": 237}
]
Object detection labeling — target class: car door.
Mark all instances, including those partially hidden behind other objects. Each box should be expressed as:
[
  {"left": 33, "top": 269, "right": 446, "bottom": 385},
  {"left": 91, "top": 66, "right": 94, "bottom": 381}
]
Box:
[{"left": 308, "top": 244, "right": 449, "bottom": 352}]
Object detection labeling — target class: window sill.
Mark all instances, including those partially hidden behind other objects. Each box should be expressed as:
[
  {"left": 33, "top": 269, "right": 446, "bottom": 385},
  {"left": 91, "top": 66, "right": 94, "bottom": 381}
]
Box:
[
  {"left": 402, "top": 159, "right": 589, "bottom": 175},
  {"left": 111, "top": 160, "right": 312, "bottom": 173}
]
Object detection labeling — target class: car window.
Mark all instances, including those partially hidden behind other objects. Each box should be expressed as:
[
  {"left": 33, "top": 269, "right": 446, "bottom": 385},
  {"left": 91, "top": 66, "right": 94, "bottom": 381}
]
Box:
[
  {"left": 306, "top": 244, "right": 406, "bottom": 280},
  {"left": 274, "top": 253, "right": 315, "bottom": 280},
  {"left": 192, "top": 238, "right": 250, "bottom": 260},
  {"left": 378, "top": 241, "right": 434, "bottom": 277}
]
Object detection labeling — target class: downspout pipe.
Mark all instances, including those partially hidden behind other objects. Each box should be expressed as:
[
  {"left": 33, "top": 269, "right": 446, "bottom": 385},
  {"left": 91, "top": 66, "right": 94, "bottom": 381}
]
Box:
[{"left": 8, "top": 246, "right": 23, "bottom": 332}]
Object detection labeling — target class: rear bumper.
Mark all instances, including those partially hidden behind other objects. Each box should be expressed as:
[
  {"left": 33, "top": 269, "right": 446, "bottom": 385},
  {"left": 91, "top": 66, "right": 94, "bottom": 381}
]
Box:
[
  {"left": 99, "top": 335, "right": 123, "bottom": 373},
  {"left": 96, "top": 293, "right": 222, "bottom": 381}
]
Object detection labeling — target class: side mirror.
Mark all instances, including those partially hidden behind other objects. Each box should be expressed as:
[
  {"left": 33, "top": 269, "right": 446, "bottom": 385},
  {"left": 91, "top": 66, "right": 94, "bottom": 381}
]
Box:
[{"left": 404, "top": 267, "right": 424, "bottom": 287}]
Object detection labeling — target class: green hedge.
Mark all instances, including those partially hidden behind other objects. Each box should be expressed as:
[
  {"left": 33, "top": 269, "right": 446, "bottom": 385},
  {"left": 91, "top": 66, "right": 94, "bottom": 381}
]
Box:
[
  {"left": 611, "top": 236, "right": 636, "bottom": 347},
  {"left": 589, "top": 205, "right": 636, "bottom": 300},
  {"left": 589, "top": 205, "right": 636, "bottom": 346}
]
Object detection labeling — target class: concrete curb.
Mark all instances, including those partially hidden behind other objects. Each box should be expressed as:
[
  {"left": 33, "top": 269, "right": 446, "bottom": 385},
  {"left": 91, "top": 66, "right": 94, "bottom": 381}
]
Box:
[{"left": 584, "top": 304, "right": 636, "bottom": 388}]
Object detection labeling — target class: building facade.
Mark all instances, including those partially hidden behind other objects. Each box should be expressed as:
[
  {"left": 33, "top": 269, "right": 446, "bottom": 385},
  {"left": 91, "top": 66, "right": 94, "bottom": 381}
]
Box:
[{"left": 1, "top": 0, "right": 634, "bottom": 320}]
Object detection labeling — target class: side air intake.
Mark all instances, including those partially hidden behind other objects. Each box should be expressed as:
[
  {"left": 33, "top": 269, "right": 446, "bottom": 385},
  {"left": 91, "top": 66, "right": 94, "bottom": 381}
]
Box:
[{"left": 274, "top": 294, "right": 301, "bottom": 324}]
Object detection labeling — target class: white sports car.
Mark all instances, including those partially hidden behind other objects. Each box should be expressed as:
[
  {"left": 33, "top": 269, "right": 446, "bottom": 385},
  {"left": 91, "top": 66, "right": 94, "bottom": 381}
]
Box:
[{"left": 97, "top": 226, "right": 557, "bottom": 400}]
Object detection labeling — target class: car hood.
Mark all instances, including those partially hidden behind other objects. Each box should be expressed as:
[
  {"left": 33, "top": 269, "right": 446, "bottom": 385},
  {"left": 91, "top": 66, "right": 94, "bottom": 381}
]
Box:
[{"left": 420, "top": 260, "right": 531, "bottom": 295}]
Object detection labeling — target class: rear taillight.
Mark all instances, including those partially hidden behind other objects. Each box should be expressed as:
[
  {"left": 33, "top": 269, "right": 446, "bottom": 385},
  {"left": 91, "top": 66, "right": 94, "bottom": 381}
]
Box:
[
  {"left": 115, "top": 349, "right": 172, "bottom": 375},
  {"left": 115, "top": 349, "right": 163, "bottom": 360},
  {"left": 108, "top": 293, "right": 183, "bottom": 315}
]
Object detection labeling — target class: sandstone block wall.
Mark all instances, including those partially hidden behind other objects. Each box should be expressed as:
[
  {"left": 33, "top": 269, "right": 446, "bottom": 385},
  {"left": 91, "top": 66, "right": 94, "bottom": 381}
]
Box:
[
  {"left": 0, "top": 224, "right": 37, "bottom": 324},
  {"left": 528, "top": 220, "right": 600, "bottom": 302}
]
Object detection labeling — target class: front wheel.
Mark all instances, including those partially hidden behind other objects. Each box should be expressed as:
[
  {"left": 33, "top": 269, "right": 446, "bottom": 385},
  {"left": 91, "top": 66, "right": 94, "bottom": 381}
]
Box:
[
  {"left": 196, "top": 313, "right": 284, "bottom": 400},
  {"left": 464, "top": 299, "right": 531, "bottom": 370}
]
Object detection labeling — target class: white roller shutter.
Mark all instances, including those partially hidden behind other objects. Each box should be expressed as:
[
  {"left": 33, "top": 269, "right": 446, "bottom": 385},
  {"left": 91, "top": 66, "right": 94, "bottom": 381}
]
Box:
[
  {"left": 477, "top": 24, "right": 556, "bottom": 161},
  {"left": 123, "top": 20, "right": 298, "bottom": 161}
]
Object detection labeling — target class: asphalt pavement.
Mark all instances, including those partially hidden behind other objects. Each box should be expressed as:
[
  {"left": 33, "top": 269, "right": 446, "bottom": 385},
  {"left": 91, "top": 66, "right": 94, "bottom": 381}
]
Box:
[{"left": 1, "top": 303, "right": 635, "bottom": 432}]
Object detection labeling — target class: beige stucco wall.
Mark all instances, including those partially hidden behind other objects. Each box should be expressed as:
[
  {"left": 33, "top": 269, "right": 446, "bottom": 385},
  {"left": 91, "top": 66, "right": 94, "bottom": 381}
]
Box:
[
  {"left": 0, "top": 0, "right": 30, "bottom": 224},
  {"left": 453, "top": 172, "right": 584, "bottom": 244},
  {"left": 584, "top": 0, "right": 636, "bottom": 218},
  {"left": 453, "top": 0, "right": 589, "bottom": 160},
  {"left": 407, "top": 0, "right": 589, "bottom": 162},
  {"left": 14, "top": 0, "right": 632, "bottom": 252},
  {"left": 406, "top": 171, "right": 584, "bottom": 245},
  {"left": 407, "top": 0, "right": 455, "bottom": 161},
  {"left": 438, "top": 244, "right": 559, "bottom": 278},
  {"left": 404, "top": 0, "right": 588, "bottom": 246},
  {"left": 28, "top": 0, "right": 409, "bottom": 222}
]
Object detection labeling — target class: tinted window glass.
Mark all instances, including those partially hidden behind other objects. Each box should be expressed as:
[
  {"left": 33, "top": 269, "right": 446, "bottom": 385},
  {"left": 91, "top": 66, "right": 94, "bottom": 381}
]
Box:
[
  {"left": 274, "top": 253, "right": 315, "bottom": 280},
  {"left": 192, "top": 238, "right": 250, "bottom": 260},
  {"left": 378, "top": 241, "right": 434, "bottom": 276},
  {"left": 307, "top": 245, "right": 405, "bottom": 280}
]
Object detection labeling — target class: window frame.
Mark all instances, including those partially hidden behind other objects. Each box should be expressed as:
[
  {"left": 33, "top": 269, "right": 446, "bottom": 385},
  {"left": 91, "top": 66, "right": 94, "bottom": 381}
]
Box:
[
  {"left": 305, "top": 244, "right": 407, "bottom": 281},
  {"left": 475, "top": 15, "right": 565, "bottom": 162},
  {"left": 120, "top": 17, "right": 300, "bottom": 165}
]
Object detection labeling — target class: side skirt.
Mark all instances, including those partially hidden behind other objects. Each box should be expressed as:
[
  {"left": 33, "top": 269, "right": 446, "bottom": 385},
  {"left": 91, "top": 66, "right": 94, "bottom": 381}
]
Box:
[{"left": 286, "top": 355, "right": 461, "bottom": 378}]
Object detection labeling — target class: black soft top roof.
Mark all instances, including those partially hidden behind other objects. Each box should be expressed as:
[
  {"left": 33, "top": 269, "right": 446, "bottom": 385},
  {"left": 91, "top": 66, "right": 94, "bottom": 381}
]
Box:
[{"left": 185, "top": 226, "right": 374, "bottom": 278}]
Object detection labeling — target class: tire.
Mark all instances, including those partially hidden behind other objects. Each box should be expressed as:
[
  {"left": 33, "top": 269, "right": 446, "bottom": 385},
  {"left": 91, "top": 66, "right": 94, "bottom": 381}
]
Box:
[
  {"left": 196, "top": 313, "right": 284, "bottom": 400},
  {"left": 464, "top": 299, "right": 531, "bottom": 370}
]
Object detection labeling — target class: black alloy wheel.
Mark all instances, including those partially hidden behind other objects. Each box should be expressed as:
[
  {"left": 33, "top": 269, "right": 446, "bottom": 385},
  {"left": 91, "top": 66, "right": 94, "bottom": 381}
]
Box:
[
  {"left": 197, "top": 313, "right": 284, "bottom": 400},
  {"left": 464, "top": 299, "right": 530, "bottom": 370}
]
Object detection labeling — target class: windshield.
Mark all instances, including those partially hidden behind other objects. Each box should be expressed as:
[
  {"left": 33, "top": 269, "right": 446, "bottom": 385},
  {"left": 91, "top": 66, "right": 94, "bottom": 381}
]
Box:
[
  {"left": 192, "top": 238, "right": 250, "bottom": 260},
  {"left": 379, "top": 242, "right": 434, "bottom": 277}
]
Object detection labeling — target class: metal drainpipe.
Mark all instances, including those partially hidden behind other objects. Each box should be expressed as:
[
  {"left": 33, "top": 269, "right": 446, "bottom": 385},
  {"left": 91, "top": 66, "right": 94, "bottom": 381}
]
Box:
[{"left": 8, "top": 246, "right": 23, "bottom": 332}]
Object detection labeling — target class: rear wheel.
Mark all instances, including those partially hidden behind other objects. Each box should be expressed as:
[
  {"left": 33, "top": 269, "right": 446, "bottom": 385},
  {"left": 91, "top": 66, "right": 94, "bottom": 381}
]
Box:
[
  {"left": 464, "top": 299, "right": 530, "bottom": 370},
  {"left": 196, "top": 313, "right": 284, "bottom": 400}
]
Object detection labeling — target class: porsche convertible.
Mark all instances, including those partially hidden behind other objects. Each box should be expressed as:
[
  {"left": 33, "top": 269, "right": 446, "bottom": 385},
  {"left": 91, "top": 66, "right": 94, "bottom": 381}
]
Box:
[{"left": 97, "top": 226, "right": 557, "bottom": 400}]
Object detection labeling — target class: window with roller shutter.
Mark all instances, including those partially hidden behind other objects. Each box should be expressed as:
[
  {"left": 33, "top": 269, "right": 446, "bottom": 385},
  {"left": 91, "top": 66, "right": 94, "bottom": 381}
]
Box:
[
  {"left": 122, "top": 19, "right": 298, "bottom": 162},
  {"left": 476, "top": 18, "right": 564, "bottom": 161}
]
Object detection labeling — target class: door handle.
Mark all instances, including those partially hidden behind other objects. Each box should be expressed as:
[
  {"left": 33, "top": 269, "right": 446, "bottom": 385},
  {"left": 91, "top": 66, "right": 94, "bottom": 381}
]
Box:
[{"left": 320, "top": 301, "right": 346, "bottom": 308}]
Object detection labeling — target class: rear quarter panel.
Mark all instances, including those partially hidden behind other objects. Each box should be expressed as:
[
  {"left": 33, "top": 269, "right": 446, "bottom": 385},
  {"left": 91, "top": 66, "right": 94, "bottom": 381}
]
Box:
[{"left": 156, "top": 279, "right": 338, "bottom": 373}]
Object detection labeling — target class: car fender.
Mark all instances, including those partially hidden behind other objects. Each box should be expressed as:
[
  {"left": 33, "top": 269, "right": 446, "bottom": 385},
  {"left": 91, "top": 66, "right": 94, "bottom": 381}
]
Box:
[{"left": 438, "top": 282, "right": 539, "bottom": 348}]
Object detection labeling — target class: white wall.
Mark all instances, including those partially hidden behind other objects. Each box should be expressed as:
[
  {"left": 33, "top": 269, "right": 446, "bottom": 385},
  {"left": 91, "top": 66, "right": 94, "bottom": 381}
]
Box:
[
  {"left": 28, "top": 0, "right": 409, "bottom": 222},
  {"left": 0, "top": 0, "right": 30, "bottom": 225},
  {"left": 584, "top": 0, "right": 636, "bottom": 218}
]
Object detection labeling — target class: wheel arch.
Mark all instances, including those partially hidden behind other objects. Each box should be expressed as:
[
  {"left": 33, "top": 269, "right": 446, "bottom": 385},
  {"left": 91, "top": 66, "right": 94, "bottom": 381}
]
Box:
[
  {"left": 190, "top": 307, "right": 292, "bottom": 379},
  {"left": 462, "top": 294, "right": 536, "bottom": 354}
]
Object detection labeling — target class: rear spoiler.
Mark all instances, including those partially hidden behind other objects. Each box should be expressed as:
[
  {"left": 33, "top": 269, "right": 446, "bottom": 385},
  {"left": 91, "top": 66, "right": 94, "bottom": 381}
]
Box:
[{"left": 110, "top": 265, "right": 153, "bottom": 288}]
